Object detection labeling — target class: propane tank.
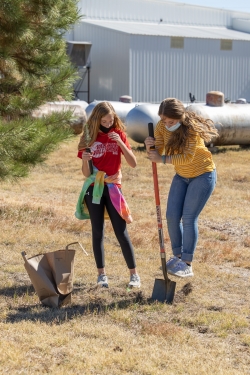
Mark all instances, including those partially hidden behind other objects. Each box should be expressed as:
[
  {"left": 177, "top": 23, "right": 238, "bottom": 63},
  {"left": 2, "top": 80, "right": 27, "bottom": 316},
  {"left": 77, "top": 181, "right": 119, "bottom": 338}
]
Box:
[
  {"left": 85, "top": 100, "right": 148, "bottom": 123},
  {"left": 186, "top": 103, "right": 250, "bottom": 146},
  {"left": 49, "top": 100, "right": 89, "bottom": 109},
  {"left": 125, "top": 103, "right": 190, "bottom": 143},
  {"left": 125, "top": 91, "right": 250, "bottom": 146},
  {"left": 32, "top": 101, "right": 88, "bottom": 135},
  {"left": 125, "top": 104, "right": 161, "bottom": 143}
]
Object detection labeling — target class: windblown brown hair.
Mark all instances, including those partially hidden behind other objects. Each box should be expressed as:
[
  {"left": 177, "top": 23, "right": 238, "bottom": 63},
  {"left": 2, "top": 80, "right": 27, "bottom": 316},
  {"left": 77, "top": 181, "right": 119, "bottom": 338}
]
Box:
[
  {"left": 158, "top": 98, "right": 219, "bottom": 154},
  {"left": 78, "top": 101, "right": 125, "bottom": 150}
]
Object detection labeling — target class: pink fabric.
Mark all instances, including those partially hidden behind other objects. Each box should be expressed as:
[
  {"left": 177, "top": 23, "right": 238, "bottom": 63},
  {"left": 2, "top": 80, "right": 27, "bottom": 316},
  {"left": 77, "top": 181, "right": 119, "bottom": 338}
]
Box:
[{"left": 107, "top": 182, "right": 133, "bottom": 224}]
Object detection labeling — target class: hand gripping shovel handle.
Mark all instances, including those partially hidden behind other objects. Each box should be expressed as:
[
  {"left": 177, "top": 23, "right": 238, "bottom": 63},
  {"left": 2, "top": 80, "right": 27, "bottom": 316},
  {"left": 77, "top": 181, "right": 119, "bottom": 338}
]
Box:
[{"left": 148, "top": 122, "right": 176, "bottom": 303}]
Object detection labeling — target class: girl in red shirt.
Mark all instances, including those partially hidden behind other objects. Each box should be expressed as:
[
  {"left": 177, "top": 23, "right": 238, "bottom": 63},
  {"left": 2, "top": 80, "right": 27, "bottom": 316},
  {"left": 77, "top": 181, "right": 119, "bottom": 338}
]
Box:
[{"left": 77, "top": 101, "right": 140, "bottom": 288}]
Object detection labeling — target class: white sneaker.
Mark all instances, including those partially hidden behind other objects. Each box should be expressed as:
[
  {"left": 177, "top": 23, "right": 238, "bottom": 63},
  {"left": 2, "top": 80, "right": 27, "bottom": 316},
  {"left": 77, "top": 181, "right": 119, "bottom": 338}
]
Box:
[
  {"left": 166, "top": 256, "right": 181, "bottom": 271},
  {"left": 168, "top": 260, "right": 194, "bottom": 278},
  {"left": 97, "top": 274, "right": 109, "bottom": 288},
  {"left": 128, "top": 274, "right": 141, "bottom": 288}
]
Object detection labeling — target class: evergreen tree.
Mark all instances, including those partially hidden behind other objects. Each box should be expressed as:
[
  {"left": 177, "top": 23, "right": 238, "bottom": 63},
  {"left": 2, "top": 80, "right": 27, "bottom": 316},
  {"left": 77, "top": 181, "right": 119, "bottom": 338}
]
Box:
[{"left": 0, "top": 0, "right": 80, "bottom": 180}]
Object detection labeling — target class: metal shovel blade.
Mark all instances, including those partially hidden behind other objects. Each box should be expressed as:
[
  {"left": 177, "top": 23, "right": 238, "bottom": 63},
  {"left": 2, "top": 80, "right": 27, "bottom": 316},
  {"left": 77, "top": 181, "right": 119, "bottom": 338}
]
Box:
[{"left": 151, "top": 278, "right": 176, "bottom": 304}]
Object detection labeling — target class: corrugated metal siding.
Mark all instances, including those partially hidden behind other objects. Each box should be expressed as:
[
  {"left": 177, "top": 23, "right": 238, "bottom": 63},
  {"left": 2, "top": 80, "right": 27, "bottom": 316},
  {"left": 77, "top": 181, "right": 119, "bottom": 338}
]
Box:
[
  {"left": 82, "top": 20, "right": 250, "bottom": 40},
  {"left": 77, "top": 0, "right": 249, "bottom": 27},
  {"left": 130, "top": 35, "right": 250, "bottom": 102},
  {"left": 66, "top": 3, "right": 250, "bottom": 103},
  {"left": 73, "top": 23, "right": 130, "bottom": 101}
]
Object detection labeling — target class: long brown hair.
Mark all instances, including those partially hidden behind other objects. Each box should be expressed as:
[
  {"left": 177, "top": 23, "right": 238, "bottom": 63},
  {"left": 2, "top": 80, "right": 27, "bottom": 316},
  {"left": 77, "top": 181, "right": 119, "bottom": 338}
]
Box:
[
  {"left": 78, "top": 101, "right": 125, "bottom": 150},
  {"left": 158, "top": 98, "right": 219, "bottom": 154}
]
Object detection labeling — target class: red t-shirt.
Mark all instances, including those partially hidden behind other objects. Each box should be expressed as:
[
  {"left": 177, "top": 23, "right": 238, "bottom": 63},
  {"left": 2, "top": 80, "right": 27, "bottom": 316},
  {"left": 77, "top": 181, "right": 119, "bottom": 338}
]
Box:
[{"left": 77, "top": 129, "right": 131, "bottom": 176}]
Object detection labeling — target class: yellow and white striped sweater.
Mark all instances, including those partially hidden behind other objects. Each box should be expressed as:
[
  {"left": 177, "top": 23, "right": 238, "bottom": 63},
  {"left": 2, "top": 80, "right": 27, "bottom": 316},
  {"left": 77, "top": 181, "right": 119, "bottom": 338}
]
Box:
[{"left": 154, "top": 121, "right": 215, "bottom": 178}]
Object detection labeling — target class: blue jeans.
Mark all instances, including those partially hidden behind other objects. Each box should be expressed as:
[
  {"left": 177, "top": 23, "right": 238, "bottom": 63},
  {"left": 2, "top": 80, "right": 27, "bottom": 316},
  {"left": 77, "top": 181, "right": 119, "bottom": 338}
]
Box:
[{"left": 166, "top": 170, "right": 217, "bottom": 263}]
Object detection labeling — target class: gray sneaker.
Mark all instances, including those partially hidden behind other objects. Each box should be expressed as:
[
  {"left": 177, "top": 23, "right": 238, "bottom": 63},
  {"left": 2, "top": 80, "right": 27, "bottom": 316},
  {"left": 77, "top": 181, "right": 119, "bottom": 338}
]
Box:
[
  {"left": 166, "top": 256, "right": 181, "bottom": 271},
  {"left": 128, "top": 274, "right": 141, "bottom": 288},
  {"left": 97, "top": 274, "right": 109, "bottom": 288},
  {"left": 168, "top": 260, "right": 194, "bottom": 278}
]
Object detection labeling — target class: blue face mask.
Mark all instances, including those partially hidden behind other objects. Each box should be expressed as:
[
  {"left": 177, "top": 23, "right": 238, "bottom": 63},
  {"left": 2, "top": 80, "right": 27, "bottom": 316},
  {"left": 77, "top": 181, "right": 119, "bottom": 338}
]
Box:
[{"left": 166, "top": 122, "right": 182, "bottom": 132}]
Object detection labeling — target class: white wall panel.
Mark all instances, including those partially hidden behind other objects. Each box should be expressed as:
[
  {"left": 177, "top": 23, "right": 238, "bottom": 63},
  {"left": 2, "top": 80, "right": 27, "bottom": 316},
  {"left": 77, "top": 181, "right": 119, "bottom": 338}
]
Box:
[
  {"left": 130, "top": 36, "right": 250, "bottom": 102},
  {"left": 73, "top": 23, "right": 130, "bottom": 102}
]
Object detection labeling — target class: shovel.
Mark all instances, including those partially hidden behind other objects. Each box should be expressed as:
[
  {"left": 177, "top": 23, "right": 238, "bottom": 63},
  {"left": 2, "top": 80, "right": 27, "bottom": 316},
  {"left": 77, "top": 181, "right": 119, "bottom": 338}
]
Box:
[{"left": 148, "top": 122, "right": 176, "bottom": 303}]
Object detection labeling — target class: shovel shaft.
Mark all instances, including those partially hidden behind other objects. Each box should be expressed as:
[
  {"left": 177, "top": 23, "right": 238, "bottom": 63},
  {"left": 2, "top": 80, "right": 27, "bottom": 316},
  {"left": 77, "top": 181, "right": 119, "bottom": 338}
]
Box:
[
  {"left": 152, "top": 162, "right": 166, "bottom": 256},
  {"left": 148, "top": 122, "right": 176, "bottom": 303},
  {"left": 148, "top": 122, "right": 166, "bottom": 256}
]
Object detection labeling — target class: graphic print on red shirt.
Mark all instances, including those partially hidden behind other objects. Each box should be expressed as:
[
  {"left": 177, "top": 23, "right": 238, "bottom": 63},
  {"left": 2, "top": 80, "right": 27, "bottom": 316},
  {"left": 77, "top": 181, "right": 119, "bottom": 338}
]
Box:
[{"left": 78, "top": 129, "right": 131, "bottom": 177}]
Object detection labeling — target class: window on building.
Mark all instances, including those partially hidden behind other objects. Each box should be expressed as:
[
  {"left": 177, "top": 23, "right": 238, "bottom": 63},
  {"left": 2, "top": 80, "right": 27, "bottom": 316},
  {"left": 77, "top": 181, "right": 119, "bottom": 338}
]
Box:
[
  {"left": 221, "top": 39, "right": 232, "bottom": 51},
  {"left": 171, "top": 37, "right": 184, "bottom": 49}
]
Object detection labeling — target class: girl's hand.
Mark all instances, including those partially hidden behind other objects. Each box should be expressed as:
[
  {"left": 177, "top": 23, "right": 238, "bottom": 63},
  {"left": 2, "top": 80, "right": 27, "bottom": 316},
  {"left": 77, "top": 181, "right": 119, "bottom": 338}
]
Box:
[
  {"left": 147, "top": 149, "right": 162, "bottom": 163},
  {"left": 144, "top": 136, "right": 155, "bottom": 151},
  {"left": 82, "top": 149, "right": 93, "bottom": 162},
  {"left": 108, "top": 131, "right": 122, "bottom": 144},
  {"left": 108, "top": 131, "right": 137, "bottom": 168}
]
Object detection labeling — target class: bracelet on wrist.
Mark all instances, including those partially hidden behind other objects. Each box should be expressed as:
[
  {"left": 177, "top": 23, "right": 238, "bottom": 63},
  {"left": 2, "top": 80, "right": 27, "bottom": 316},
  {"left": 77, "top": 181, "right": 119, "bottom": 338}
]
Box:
[{"left": 162, "top": 155, "right": 167, "bottom": 164}]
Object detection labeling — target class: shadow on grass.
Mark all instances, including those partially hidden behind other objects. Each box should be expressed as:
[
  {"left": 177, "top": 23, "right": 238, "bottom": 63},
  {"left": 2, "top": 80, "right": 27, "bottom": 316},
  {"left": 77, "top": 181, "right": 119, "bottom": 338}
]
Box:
[
  {"left": 211, "top": 145, "right": 250, "bottom": 154},
  {"left": 1, "top": 282, "right": 192, "bottom": 324},
  {"left": 0, "top": 284, "right": 34, "bottom": 298}
]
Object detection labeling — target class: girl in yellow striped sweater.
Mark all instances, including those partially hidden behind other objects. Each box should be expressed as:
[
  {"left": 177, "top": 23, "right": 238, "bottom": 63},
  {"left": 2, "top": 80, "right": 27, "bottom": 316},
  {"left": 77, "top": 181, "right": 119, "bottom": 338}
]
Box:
[{"left": 145, "top": 98, "right": 219, "bottom": 278}]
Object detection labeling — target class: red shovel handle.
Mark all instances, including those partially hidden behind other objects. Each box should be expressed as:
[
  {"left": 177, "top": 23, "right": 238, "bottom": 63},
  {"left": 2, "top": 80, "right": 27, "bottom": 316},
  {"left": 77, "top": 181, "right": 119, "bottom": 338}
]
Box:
[{"left": 148, "top": 123, "right": 166, "bottom": 255}]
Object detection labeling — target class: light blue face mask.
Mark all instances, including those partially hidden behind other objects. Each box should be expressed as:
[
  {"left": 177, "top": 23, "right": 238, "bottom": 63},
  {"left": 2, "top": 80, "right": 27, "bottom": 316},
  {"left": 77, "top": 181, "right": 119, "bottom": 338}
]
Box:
[{"left": 166, "top": 122, "right": 182, "bottom": 132}]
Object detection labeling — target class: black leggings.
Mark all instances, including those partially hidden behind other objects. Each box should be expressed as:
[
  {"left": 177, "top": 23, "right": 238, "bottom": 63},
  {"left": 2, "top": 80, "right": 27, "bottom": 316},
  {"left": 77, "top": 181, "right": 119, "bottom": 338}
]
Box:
[{"left": 84, "top": 185, "right": 136, "bottom": 270}]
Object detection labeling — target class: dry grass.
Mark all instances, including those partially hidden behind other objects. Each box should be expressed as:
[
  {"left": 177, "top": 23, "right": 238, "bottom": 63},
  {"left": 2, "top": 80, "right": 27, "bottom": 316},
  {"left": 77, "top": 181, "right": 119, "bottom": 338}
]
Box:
[{"left": 0, "top": 138, "right": 250, "bottom": 375}]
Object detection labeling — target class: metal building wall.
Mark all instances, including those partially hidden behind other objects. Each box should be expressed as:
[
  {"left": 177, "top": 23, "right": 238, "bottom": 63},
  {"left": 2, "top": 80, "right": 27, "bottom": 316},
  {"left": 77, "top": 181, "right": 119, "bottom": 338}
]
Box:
[
  {"left": 73, "top": 22, "right": 130, "bottom": 102},
  {"left": 67, "top": 1, "right": 250, "bottom": 102},
  {"left": 77, "top": 0, "right": 249, "bottom": 27},
  {"left": 129, "top": 35, "right": 250, "bottom": 102},
  {"left": 233, "top": 18, "right": 250, "bottom": 33}
]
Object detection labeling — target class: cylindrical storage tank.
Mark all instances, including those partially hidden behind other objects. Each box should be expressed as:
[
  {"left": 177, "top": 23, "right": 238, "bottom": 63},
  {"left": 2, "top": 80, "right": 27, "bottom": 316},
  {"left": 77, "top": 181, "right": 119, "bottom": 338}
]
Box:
[
  {"left": 125, "top": 104, "right": 160, "bottom": 144},
  {"left": 85, "top": 100, "right": 147, "bottom": 123},
  {"left": 49, "top": 100, "right": 89, "bottom": 110},
  {"left": 68, "top": 100, "right": 89, "bottom": 110},
  {"left": 187, "top": 103, "right": 250, "bottom": 146},
  {"left": 32, "top": 101, "right": 88, "bottom": 135},
  {"left": 125, "top": 103, "right": 190, "bottom": 144}
]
